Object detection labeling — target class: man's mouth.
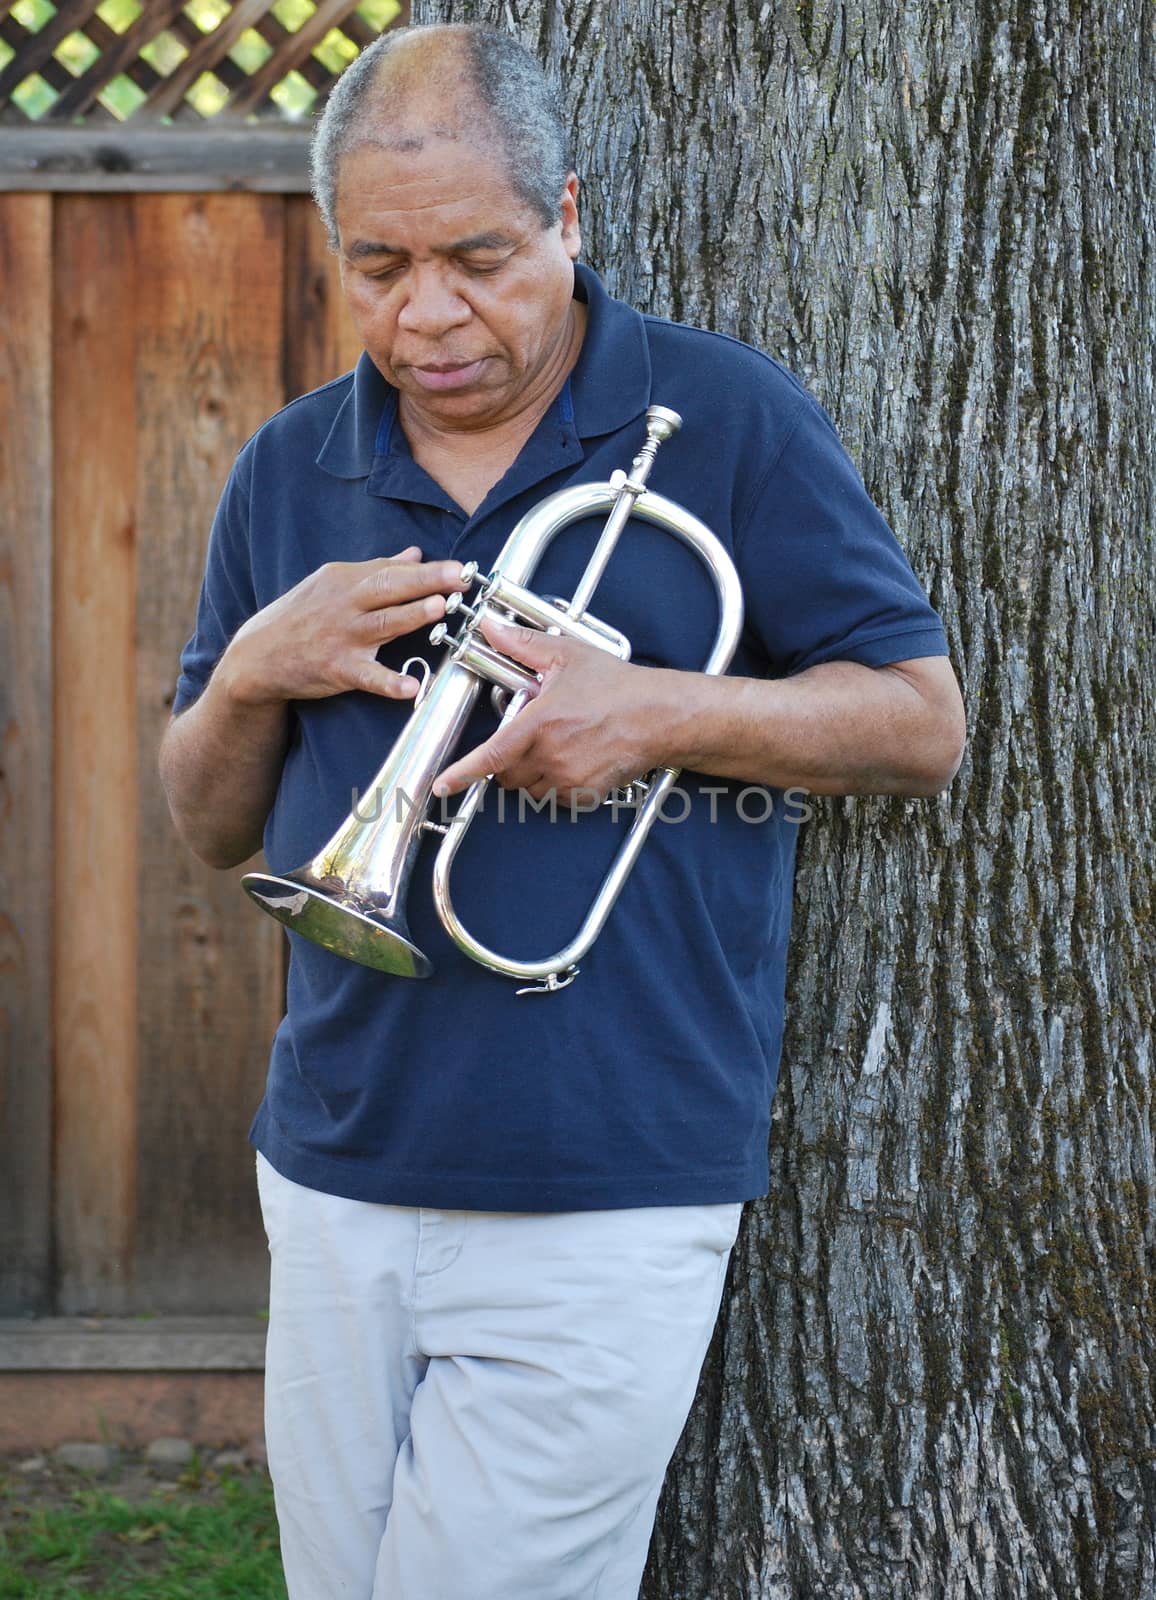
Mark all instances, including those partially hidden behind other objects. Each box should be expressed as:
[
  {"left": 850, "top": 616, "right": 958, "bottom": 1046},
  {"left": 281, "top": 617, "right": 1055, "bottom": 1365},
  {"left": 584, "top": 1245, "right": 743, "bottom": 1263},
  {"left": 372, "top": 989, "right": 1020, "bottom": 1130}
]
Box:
[{"left": 407, "top": 359, "right": 487, "bottom": 392}]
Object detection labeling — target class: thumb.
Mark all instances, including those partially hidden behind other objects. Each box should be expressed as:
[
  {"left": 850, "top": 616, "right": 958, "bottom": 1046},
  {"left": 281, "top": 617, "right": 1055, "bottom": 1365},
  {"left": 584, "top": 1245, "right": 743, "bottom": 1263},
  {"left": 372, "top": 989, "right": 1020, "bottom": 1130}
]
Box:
[{"left": 434, "top": 715, "right": 536, "bottom": 798}]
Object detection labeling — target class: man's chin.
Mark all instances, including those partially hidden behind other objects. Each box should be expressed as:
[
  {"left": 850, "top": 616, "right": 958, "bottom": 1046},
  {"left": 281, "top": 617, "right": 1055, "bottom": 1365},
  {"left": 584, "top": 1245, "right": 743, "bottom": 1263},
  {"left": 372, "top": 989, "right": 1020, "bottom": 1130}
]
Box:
[{"left": 397, "top": 373, "right": 513, "bottom": 427}]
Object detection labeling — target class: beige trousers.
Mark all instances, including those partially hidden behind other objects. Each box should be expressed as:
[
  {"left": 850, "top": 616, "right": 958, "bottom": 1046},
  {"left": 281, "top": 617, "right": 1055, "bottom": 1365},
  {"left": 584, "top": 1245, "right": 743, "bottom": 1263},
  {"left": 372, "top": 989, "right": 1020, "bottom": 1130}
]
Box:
[{"left": 256, "top": 1151, "right": 741, "bottom": 1600}]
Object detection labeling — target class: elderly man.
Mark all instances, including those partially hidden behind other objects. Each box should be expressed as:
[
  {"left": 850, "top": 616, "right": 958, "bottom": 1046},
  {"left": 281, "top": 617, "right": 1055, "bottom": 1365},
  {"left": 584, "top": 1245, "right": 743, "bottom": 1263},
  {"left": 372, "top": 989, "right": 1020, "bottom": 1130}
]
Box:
[{"left": 160, "top": 21, "right": 964, "bottom": 1600}]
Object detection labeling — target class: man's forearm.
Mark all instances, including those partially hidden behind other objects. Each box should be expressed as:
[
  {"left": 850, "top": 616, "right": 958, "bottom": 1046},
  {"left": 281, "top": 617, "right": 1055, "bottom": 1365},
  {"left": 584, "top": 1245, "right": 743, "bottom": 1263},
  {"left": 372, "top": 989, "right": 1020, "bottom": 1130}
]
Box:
[
  {"left": 647, "top": 657, "right": 966, "bottom": 797},
  {"left": 435, "top": 622, "right": 967, "bottom": 801},
  {"left": 159, "top": 654, "right": 290, "bottom": 870}
]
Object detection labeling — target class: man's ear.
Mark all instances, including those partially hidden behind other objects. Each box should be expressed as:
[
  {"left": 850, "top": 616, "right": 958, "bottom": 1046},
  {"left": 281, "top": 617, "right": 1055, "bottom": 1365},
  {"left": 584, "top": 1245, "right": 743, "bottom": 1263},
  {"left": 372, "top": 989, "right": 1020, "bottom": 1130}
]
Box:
[{"left": 560, "top": 172, "right": 581, "bottom": 260}]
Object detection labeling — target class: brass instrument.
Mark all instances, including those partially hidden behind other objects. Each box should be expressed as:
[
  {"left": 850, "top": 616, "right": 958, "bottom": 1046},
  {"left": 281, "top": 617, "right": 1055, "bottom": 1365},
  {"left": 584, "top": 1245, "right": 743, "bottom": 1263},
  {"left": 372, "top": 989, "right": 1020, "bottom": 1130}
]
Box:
[{"left": 241, "top": 406, "right": 744, "bottom": 994}]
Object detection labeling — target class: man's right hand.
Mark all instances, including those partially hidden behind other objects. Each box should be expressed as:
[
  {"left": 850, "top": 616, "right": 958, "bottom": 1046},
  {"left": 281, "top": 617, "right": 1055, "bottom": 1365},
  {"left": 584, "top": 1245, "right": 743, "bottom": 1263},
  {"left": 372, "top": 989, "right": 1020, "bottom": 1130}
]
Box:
[{"left": 218, "top": 547, "right": 472, "bottom": 706}]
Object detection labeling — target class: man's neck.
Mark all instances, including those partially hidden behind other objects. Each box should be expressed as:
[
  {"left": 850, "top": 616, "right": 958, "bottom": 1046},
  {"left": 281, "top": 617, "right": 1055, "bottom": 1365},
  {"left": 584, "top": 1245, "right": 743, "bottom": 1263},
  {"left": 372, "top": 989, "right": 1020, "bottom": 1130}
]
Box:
[{"left": 399, "top": 300, "right": 587, "bottom": 516}]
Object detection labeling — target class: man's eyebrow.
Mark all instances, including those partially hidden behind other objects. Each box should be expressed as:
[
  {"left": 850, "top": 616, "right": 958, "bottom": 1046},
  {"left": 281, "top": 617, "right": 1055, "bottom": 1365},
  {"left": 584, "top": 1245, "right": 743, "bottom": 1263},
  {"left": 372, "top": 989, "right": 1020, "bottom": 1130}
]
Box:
[
  {"left": 345, "top": 231, "right": 517, "bottom": 261},
  {"left": 450, "top": 231, "right": 519, "bottom": 252}
]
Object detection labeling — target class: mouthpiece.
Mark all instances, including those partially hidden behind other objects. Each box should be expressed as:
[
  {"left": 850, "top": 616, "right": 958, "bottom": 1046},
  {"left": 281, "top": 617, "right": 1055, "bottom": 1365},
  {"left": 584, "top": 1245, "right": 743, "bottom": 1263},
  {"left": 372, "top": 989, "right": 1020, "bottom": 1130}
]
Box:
[{"left": 645, "top": 405, "right": 682, "bottom": 443}]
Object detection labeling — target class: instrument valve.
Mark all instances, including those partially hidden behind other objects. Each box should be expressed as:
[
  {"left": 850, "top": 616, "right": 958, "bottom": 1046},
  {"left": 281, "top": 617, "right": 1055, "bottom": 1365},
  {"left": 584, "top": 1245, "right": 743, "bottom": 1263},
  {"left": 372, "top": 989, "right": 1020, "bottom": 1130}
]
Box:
[
  {"left": 444, "top": 591, "right": 482, "bottom": 624},
  {"left": 433, "top": 587, "right": 486, "bottom": 651}
]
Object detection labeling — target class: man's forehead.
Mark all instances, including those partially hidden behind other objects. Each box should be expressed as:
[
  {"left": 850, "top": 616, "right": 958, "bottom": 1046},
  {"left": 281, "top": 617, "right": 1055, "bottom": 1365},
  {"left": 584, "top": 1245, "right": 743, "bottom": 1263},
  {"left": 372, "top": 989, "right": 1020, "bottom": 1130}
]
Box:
[
  {"left": 344, "top": 229, "right": 518, "bottom": 261},
  {"left": 360, "top": 123, "right": 463, "bottom": 158},
  {"left": 334, "top": 131, "right": 538, "bottom": 237}
]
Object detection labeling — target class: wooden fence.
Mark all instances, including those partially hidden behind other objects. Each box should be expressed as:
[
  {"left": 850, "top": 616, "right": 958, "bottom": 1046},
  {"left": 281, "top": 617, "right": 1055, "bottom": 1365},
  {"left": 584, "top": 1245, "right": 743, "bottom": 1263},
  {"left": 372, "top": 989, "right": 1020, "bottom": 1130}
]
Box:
[
  {"left": 1, "top": 187, "right": 364, "bottom": 1317},
  {"left": 0, "top": 0, "right": 397, "bottom": 1318}
]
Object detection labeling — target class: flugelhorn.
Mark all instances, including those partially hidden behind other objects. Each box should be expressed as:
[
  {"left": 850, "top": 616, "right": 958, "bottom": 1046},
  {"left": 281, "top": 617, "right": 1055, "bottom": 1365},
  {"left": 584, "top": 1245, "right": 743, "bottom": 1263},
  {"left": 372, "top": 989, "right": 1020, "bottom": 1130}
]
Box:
[{"left": 241, "top": 406, "right": 744, "bottom": 994}]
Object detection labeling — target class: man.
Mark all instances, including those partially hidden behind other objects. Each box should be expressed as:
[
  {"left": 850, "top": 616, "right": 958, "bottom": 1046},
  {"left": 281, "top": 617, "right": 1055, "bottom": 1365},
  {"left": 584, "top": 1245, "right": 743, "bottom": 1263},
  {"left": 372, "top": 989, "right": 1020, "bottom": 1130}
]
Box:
[{"left": 160, "top": 22, "right": 965, "bottom": 1600}]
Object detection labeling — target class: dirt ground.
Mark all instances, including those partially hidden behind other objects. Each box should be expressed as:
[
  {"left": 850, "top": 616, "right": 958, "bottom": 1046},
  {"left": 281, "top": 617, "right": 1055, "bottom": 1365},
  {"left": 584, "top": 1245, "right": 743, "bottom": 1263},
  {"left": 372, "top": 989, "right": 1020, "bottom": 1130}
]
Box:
[{"left": 0, "top": 1445, "right": 269, "bottom": 1522}]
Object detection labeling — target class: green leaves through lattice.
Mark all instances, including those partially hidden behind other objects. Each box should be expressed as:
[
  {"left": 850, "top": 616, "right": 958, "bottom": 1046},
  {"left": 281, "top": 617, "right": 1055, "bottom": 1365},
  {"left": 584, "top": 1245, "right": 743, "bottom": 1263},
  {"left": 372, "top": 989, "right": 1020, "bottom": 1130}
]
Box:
[{"left": 0, "top": 0, "right": 404, "bottom": 125}]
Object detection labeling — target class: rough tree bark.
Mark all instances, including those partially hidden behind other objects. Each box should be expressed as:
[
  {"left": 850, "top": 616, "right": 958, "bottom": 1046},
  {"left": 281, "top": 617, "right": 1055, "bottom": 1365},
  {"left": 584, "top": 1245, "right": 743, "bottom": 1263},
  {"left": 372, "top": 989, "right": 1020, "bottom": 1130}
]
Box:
[{"left": 416, "top": 2, "right": 1155, "bottom": 1595}]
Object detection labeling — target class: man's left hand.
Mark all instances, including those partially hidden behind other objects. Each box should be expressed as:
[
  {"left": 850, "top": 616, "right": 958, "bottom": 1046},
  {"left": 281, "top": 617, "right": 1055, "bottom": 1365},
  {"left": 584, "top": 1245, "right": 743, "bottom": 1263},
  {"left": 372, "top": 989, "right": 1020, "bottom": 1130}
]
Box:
[{"left": 434, "top": 617, "right": 664, "bottom": 803}]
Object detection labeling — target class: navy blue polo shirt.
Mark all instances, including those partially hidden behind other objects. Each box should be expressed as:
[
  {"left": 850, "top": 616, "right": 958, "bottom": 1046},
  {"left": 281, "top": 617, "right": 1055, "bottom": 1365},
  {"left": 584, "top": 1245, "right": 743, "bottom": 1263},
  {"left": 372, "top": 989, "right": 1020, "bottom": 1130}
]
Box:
[{"left": 174, "top": 262, "right": 948, "bottom": 1211}]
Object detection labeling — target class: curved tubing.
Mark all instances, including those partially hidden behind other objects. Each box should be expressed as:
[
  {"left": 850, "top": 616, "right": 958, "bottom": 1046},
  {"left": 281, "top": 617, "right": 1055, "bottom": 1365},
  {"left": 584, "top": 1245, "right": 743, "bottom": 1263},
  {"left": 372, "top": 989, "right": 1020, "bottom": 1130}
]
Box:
[{"left": 430, "top": 487, "right": 745, "bottom": 987}]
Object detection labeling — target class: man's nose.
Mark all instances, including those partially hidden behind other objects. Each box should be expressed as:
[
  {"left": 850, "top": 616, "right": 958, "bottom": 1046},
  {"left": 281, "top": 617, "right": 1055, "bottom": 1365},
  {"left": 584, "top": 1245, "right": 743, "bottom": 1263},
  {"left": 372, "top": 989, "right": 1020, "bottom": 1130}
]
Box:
[{"left": 396, "top": 266, "right": 471, "bottom": 336}]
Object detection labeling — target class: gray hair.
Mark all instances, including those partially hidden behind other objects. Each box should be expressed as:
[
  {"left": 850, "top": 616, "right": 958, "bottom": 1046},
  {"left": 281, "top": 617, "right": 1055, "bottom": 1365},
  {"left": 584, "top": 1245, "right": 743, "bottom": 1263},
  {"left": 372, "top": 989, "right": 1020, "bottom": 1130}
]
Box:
[{"left": 310, "top": 25, "right": 572, "bottom": 249}]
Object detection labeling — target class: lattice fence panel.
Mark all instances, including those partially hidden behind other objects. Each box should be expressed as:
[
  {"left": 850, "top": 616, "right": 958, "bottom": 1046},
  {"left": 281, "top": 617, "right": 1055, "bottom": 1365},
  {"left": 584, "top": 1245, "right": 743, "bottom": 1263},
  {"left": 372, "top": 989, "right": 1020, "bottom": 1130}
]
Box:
[{"left": 0, "top": 0, "right": 402, "bottom": 126}]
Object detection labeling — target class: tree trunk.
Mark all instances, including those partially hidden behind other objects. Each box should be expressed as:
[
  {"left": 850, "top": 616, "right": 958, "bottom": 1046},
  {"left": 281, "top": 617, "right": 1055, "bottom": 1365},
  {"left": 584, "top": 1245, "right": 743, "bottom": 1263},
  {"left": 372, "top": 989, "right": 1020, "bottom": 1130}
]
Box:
[{"left": 417, "top": 1, "right": 1156, "bottom": 1594}]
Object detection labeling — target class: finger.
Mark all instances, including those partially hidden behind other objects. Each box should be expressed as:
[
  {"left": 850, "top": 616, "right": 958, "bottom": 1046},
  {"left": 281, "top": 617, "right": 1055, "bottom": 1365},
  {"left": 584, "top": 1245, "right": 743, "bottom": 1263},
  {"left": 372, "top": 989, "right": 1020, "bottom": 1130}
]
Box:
[
  {"left": 342, "top": 547, "right": 422, "bottom": 578},
  {"left": 433, "top": 738, "right": 501, "bottom": 797},
  {"left": 360, "top": 592, "right": 449, "bottom": 643},
  {"left": 434, "top": 718, "right": 538, "bottom": 797},
  {"left": 356, "top": 559, "right": 471, "bottom": 610},
  {"left": 521, "top": 774, "right": 558, "bottom": 803},
  {"left": 478, "top": 615, "right": 569, "bottom": 672}
]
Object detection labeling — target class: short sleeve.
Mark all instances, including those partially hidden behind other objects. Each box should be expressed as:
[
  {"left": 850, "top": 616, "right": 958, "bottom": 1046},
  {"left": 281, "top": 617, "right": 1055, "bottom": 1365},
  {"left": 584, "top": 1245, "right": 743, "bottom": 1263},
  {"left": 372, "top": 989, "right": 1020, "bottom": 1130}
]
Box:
[
  {"left": 736, "top": 396, "right": 948, "bottom": 676},
  {"left": 172, "top": 448, "right": 258, "bottom": 714}
]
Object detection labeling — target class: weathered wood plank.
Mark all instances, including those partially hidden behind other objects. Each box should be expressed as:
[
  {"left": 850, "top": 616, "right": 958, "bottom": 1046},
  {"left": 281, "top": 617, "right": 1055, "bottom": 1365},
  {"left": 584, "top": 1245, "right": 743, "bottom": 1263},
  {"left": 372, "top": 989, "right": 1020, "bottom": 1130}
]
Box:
[
  {"left": 284, "top": 194, "right": 363, "bottom": 399},
  {"left": 132, "top": 193, "right": 285, "bottom": 1313},
  {"left": 0, "top": 129, "right": 312, "bottom": 192},
  {"left": 0, "top": 1370, "right": 265, "bottom": 1453},
  {"left": 0, "top": 1316, "right": 267, "bottom": 1371},
  {"left": 52, "top": 195, "right": 140, "bottom": 1315},
  {"left": 0, "top": 194, "right": 54, "bottom": 1315}
]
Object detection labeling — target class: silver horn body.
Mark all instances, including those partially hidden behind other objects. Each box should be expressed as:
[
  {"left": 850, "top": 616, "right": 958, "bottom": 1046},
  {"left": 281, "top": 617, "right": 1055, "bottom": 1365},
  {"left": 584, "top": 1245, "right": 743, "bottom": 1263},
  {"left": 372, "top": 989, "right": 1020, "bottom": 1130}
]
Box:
[{"left": 241, "top": 406, "right": 744, "bottom": 994}]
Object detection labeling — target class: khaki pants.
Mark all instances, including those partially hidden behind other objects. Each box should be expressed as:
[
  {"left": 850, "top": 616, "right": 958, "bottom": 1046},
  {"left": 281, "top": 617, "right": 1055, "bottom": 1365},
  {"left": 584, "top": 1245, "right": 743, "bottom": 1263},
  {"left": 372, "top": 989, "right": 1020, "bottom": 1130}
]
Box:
[{"left": 256, "top": 1151, "right": 741, "bottom": 1600}]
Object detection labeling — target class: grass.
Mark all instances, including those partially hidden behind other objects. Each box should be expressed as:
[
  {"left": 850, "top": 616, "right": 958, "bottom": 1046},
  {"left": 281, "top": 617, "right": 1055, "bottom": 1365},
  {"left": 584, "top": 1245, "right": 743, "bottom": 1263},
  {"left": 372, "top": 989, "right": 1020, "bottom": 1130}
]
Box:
[{"left": 0, "top": 1468, "right": 287, "bottom": 1600}]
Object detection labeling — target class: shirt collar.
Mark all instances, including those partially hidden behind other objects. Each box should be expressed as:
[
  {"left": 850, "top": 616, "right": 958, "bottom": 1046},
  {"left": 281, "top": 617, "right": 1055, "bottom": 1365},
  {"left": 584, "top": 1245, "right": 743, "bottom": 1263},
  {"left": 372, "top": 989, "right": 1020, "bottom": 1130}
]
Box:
[
  {"left": 315, "top": 261, "right": 651, "bottom": 481},
  {"left": 567, "top": 261, "right": 651, "bottom": 438},
  {"left": 315, "top": 352, "right": 390, "bottom": 480}
]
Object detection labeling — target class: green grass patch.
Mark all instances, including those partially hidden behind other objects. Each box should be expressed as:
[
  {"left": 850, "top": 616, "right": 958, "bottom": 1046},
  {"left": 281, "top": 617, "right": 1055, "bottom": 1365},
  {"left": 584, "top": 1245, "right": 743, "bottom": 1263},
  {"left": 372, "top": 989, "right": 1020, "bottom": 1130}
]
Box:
[{"left": 0, "top": 1473, "right": 286, "bottom": 1600}]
